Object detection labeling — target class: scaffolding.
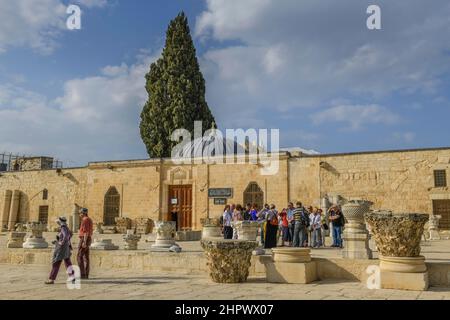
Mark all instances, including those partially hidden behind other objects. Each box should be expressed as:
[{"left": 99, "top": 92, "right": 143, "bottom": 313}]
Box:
[{"left": 0, "top": 153, "right": 63, "bottom": 172}]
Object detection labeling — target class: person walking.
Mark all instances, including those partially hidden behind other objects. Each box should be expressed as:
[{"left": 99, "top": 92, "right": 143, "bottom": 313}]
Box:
[
  {"left": 264, "top": 204, "right": 278, "bottom": 249},
  {"left": 222, "top": 205, "right": 233, "bottom": 239},
  {"left": 77, "top": 208, "right": 93, "bottom": 279},
  {"left": 45, "top": 217, "right": 74, "bottom": 284},
  {"left": 329, "top": 205, "right": 344, "bottom": 248}
]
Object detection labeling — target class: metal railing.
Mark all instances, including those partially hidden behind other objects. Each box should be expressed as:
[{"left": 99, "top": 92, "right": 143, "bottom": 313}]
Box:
[{"left": 0, "top": 153, "right": 63, "bottom": 172}]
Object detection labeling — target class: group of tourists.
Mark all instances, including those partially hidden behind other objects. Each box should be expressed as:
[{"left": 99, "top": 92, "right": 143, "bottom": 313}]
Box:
[
  {"left": 45, "top": 208, "right": 93, "bottom": 284},
  {"left": 221, "top": 202, "right": 346, "bottom": 249}
]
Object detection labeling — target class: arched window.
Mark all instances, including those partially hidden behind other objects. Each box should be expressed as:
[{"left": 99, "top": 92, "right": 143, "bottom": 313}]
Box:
[
  {"left": 103, "top": 187, "right": 120, "bottom": 226},
  {"left": 243, "top": 182, "right": 264, "bottom": 210}
]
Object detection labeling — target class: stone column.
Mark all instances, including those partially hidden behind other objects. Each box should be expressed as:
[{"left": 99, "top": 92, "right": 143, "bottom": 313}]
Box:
[
  {"left": 91, "top": 239, "right": 119, "bottom": 250},
  {"left": 7, "top": 190, "right": 21, "bottom": 231},
  {"left": 151, "top": 221, "right": 180, "bottom": 251},
  {"left": 201, "top": 218, "right": 222, "bottom": 239},
  {"left": 115, "top": 217, "right": 132, "bottom": 234},
  {"left": 341, "top": 200, "right": 373, "bottom": 259},
  {"left": 236, "top": 221, "right": 259, "bottom": 241},
  {"left": 266, "top": 248, "right": 317, "bottom": 284},
  {"left": 365, "top": 211, "right": 429, "bottom": 291},
  {"left": 200, "top": 239, "right": 258, "bottom": 283},
  {"left": 7, "top": 231, "right": 27, "bottom": 248},
  {"left": 1, "top": 190, "right": 12, "bottom": 231},
  {"left": 23, "top": 222, "right": 48, "bottom": 249},
  {"left": 123, "top": 230, "right": 141, "bottom": 250},
  {"left": 71, "top": 205, "right": 79, "bottom": 233}
]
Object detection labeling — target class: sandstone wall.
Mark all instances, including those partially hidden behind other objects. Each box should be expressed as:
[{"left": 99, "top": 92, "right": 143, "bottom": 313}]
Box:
[
  {"left": 0, "top": 168, "right": 87, "bottom": 229},
  {"left": 293, "top": 149, "right": 450, "bottom": 213},
  {"left": 0, "top": 148, "right": 449, "bottom": 231}
]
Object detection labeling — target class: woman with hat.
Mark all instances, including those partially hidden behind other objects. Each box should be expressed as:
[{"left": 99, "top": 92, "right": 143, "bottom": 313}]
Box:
[{"left": 45, "top": 216, "right": 74, "bottom": 284}]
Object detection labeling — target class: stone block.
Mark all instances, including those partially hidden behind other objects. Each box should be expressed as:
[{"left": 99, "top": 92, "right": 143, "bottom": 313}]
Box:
[
  {"left": 266, "top": 261, "right": 317, "bottom": 284},
  {"left": 175, "top": 230, "right": 202, "bottom": 241},
  {"left": 380, "top": 270, "right": 429, "bottom": 291},
  {"left": 342, "top": 232, "right": 373, "bottom": 260},
  {"left": 91, "top": 239, "right": 119, "bottom": 250}
]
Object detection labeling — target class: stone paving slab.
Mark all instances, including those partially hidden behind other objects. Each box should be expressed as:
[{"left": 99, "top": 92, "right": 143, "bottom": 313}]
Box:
[{"left": 0, "top": 264, "right": 449, "bottom": 300}]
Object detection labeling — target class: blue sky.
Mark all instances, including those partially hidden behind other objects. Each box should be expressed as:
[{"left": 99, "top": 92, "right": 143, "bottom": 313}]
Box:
[{"left": 0, "top": 0, "right": 450, "bottom": 166}]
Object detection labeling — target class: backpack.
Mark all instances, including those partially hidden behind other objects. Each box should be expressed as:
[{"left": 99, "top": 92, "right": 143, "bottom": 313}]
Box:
[
  {"left": 301, "top": 209, "right": 310, "bottom": 227},
  {"left": 269, "top": 211, "right": 278, "bottom": 226},
  {"left": 340, "top": 212, "right": 346, "bottom": 226},
  {"left": 219, "top": 216, "right": 224, "bottom": 226}
]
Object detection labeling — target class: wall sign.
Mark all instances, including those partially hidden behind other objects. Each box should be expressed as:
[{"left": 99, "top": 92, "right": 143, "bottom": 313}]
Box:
[
  {"left": 171, "top": 198, "right": 178, "bottom": 205},
  {"left": 208, "top": 188, "right": 233, "bottom": 198},
  {"left": 213, "top": 198, "right": 227, "bottom": 205}
]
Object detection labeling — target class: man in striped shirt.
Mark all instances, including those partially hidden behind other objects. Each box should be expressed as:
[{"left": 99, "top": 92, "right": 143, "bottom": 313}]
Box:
[{"left": 292, "top": 202, "right": 309, "bottom": 247}]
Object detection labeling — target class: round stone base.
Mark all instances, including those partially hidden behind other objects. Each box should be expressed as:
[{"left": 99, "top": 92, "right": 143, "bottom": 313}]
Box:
[
  {"left": 252, "top": 247, "right": 265, "bottom": 256},
  {"left": 379, "top": 255, "right": 427, "bottom": 273},
  {"left": 91, "top": 239, "right": 119, "bottom": 250},
  {"left": 7, "top": 232, "right": 27, "bottom": 248},
  {"left": 272, "top": 247, "right": 311, "bottom": 263},
  {"left": 152, "top": 239, "right": 176, "bottom": 249},
  {"left": 22, "top": 238, "right": 48, "bottom": 249}
]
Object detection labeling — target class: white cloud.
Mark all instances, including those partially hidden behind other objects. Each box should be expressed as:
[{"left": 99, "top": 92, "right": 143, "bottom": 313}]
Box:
[
  {"left": 76, "top": 0, "right": 108, "bottom": 8},
  {"left": 0, "top": 0, "right": 66, "bottom": 54},
  {"left": 196, "top": 0, "right": 450, "bottom": 127},
  {"left": 311, "top": 104, "right": 401, "bottom": 130},
  {"left": 0, "top": 0, "right": 107, "bottom": 54},
  {"left": 0, "top": 53, "right": 158, "bottom": 165}
]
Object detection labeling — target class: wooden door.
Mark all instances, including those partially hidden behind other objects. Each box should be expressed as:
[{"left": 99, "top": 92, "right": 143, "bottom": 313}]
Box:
[
  {"left": 433, "top": 200, "right": 450, "bottom": 230},
  {"left": 168, "top": 185, "right": 192, "bottom": 231}
]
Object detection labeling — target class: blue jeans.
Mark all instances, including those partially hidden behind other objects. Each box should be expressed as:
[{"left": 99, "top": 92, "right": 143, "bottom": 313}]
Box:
[
  {"left": 312, "top": 228, "right": 322, "bottom": 247},
  {"left": 332, "top": 226, "right": 342, "bottom": 247},
  {"left": 293, "top": 222, "right": 306, "bottom": 247}
]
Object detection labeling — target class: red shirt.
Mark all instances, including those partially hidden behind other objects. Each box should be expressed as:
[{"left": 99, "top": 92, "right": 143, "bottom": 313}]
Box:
[
  {"left": 79, "top": 216, "right": 93, "bottom": 237},
  {"left": 279, "top": 211, "right": 289, "bottom": 227}
]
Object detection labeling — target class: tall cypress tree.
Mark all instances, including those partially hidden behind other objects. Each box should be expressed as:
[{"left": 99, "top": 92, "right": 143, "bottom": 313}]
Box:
[{"left": 140, "top": 12, "right": 216, "bottom": 158}]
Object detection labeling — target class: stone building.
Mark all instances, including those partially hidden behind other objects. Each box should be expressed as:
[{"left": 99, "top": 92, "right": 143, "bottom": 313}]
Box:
[{"left": 0, "top": 147, "right": 449, "bottom": 232}]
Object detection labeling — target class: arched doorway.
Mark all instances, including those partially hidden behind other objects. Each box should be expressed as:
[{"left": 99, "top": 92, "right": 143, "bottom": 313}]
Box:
[
  {"left": 103, "top": 187, "right": 120, "bottom": 226},
  {"left": 243, "top": 182, "right": 264, "bottom": 210}
]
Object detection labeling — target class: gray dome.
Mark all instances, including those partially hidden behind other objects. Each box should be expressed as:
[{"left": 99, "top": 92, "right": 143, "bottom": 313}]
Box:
[{"left": 179, "top": 133, "right": 246, "bottom": 158}]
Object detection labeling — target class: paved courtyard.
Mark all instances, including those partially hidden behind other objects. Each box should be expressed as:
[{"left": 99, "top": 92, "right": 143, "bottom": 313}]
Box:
[{"left": 0, "top": 264, "right": 449, "bottom": 300}]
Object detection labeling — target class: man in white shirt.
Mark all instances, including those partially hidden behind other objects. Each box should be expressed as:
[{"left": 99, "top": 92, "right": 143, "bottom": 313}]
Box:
[
  {"left": 222, "top": 206, "right": 233, "bottom": 239},
  {"left": 310, "top": 209, "right": 322, "bottom": 248}
]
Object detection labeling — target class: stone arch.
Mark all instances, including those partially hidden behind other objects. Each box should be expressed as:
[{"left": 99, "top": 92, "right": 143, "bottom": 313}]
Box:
[
  {"left": 103, "top": 186, "right": 120, "bottom": 226},
  {"left": 243, "top": 182, "right": 264, "bottom": 210}
]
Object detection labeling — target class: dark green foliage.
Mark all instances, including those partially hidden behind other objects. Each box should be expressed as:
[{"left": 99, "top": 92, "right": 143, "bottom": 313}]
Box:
[{"left": 140, "top": 12, "right": 216, "bottom": 158}]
